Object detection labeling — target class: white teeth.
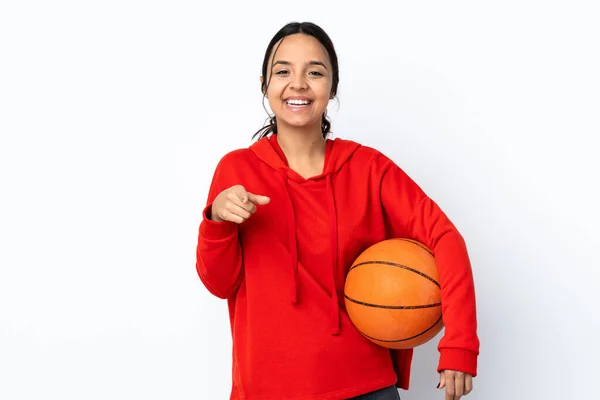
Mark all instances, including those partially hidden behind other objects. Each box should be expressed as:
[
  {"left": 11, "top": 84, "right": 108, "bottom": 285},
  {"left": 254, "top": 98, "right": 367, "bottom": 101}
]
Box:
[{"left": 286, "top": 99, "right": 311, "bottom": 106}]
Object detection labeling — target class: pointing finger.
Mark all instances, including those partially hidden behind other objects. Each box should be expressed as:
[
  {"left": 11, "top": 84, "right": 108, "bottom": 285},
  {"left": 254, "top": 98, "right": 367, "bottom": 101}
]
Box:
[{"left": 246, "top": 192, "right": 270, "bottom": 205}]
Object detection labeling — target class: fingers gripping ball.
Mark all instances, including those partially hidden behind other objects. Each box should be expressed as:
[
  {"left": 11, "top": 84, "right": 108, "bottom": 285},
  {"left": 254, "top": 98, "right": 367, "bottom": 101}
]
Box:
[{"left": 344, "top": 238, "right": 444, "bottom": 349}]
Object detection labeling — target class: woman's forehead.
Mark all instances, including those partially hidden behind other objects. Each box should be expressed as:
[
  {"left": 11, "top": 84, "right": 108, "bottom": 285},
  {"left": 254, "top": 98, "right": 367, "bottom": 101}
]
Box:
[{"left": 269, "top": 34, "right": 330, "bottom": 65}]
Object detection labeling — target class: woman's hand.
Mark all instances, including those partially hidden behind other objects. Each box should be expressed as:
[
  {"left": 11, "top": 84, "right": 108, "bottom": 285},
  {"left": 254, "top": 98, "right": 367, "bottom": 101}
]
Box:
[
  {"left": 210, "top": 185, "right": 270, "bottom": 224},
  {"left": 438, "top": 370, "right": 473, "bottom": 399}
]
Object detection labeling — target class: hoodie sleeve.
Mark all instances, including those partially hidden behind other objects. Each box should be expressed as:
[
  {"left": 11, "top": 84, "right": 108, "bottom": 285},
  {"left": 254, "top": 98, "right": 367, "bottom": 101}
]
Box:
[
  {"left": 195, "top": 154, "right": 243, "bottom": 299},
  {"left": 378, "top": 158, "right": 480, "bottom": 379}
]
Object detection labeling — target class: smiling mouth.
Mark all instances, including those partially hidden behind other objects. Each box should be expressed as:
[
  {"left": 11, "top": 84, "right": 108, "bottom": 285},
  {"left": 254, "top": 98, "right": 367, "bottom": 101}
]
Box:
[{"left": 285, "top": 99, "right": 312, "bottom": 107}]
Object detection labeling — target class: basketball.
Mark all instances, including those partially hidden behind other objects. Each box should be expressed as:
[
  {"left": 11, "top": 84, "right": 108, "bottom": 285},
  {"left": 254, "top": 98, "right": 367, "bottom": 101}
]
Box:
[{"left": 344, "top": 238, "right": 444, "bottom": 349}]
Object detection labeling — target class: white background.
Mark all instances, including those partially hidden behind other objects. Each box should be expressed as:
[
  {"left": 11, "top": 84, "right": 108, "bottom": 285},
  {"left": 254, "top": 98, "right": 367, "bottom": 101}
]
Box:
[{"left": 1, "top": 1, "right": 599, "bottom": 399}]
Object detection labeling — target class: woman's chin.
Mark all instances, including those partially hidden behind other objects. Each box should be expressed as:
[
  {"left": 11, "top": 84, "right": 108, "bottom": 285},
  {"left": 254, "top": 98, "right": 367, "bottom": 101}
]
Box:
[{"left": 278, "top": 116, "right": 322, "bottom": 130}]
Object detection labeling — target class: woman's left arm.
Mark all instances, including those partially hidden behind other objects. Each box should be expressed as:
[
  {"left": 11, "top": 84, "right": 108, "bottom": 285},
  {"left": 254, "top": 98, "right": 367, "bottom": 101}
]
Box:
[{"left": 378, "top": 158, "right": 480, "bottom": 378}]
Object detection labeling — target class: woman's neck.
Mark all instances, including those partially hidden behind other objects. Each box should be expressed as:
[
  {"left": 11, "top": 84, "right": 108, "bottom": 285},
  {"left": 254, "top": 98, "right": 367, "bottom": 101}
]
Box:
[
  {"left": 275, "top": 124, "right": 326, "bottom": 161},
  {"left": 275, "top": 124, "right": 327, "bottom": 179}
]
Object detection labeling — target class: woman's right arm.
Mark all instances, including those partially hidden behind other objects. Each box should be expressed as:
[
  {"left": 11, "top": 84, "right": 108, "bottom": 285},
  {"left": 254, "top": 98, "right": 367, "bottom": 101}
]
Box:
[{"left": 195, "top": 156, "right": 243, "bottom": 299}]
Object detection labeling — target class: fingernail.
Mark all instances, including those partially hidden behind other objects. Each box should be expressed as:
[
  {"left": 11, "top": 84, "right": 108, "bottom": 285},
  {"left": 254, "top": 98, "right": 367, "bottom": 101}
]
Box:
[{"left": 436, "top": 383, "right": 440, "bottom": 389}]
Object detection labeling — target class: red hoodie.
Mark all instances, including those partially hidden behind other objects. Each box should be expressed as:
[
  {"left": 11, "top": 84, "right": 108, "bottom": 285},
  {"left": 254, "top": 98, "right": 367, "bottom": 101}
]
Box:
[{"left": 196, "top": 134, "right": 479, "bottom": 399}]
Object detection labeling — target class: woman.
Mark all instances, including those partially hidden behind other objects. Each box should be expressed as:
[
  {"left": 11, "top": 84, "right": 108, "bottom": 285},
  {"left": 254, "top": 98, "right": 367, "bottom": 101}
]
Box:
[{"left": 196, "top": 22, "right": 479, "bottom": 400}]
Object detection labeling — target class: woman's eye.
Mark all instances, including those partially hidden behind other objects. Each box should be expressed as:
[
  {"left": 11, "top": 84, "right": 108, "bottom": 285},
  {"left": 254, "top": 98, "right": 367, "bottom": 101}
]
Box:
[
  {"left": 275, "top": 70, "right": 289, "bottom": 75},
  {"left": 309, "top": 71, "right": 324, "bottom": 76}
]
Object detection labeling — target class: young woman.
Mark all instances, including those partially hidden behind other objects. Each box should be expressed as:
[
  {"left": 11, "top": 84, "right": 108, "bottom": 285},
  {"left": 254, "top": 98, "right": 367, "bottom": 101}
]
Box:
[{"left": 196, "top": 22, "right": 479, "bottom": 400}]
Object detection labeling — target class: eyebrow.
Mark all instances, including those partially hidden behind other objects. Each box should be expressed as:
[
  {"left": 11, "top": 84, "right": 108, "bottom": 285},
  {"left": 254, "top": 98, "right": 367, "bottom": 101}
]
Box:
[{"left": 273, "top": 60, "right": 328, "bottom": 70}]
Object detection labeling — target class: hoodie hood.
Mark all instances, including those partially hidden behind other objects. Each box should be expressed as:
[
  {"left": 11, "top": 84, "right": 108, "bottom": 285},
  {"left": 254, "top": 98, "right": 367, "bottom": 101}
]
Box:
[
  {"left": 250, "top": 134, "right": 361, "bottom": 181},
  {"left": 250, "top": 134, "right": 361, "bottom": 335}
]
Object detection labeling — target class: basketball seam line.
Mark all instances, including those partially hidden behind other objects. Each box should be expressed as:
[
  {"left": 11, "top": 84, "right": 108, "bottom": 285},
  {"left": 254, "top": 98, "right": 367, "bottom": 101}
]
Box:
[
  {"left": 398, "top": 238, "right": 433, "bottom": 255},
  {"left": 344, "top": 295, "right": 441, "bottom": 309},
  {"left": 356, "top": 315, "right": 443, "bottom": 343},
  {"left": 349, "top": 261, "right": 440, "bottom": 288}
]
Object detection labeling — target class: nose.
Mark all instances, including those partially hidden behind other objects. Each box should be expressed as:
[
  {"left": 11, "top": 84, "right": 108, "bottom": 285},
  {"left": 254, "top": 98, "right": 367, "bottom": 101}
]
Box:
[{"left": 290, "top": 74, "right": 308, "bottom": 90}]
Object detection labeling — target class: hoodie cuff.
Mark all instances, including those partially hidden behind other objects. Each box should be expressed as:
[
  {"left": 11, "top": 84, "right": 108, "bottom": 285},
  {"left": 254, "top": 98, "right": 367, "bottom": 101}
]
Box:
[
  {"left": 437, "top": 349, "right": 478, "bottom": 377},
  {"left": 200, "top": 203, "right": 238, "bottom": 239}
]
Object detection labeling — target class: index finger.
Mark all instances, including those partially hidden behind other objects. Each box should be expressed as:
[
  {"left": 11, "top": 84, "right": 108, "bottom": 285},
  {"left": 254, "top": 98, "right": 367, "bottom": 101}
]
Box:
[{"left": 246, "top": 192, "right": 270, "bottom": 205}]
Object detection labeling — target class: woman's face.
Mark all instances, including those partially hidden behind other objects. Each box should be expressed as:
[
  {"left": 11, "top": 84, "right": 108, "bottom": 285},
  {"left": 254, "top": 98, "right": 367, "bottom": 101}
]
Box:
[{"left": 264, "top": 34, "right": 333, "bottom": 132}]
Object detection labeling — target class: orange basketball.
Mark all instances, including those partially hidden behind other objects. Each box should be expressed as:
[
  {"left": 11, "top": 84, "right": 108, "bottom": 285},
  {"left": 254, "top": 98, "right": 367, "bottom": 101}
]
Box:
[{"left": 344, "top": 238, "right": 443, "bottom": 349}]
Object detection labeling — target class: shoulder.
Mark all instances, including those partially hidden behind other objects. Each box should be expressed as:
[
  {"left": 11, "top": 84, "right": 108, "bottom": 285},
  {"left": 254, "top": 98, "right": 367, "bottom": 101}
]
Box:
[
  {"left": 339, "top": 139, "right": 395, "bottom": 169},
  {"left": 215, "top": 148, "right": 255, "bottom": 168},
  {"left": 209, "top": 148, "right": 257, "bottom": 185},
  {"left": 339, "top": 138, "right": 414, "bottom": 183},
  {"left": 207, "top": 148, "right": 258, "bottom": 193},
  {"left": 358, "top": 145, "right": 392, "bottom": 163}
]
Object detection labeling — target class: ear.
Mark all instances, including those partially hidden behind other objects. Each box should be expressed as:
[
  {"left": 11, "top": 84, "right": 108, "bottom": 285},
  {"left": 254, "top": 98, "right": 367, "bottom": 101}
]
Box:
[{"left": 260, "top": 76, "right": 267, "bottom": 97}]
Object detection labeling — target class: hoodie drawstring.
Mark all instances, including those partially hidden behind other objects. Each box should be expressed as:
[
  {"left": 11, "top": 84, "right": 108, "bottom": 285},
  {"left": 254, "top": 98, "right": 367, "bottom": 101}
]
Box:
[
  {"left": 279, "top": 169, "right": 340, "bottom": 335},
  {"left": 326, "top": 175, "right": 340, "bottom": 336},
  {"left": 280, "top": 169, "right": 298, "bottom": 304}
]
